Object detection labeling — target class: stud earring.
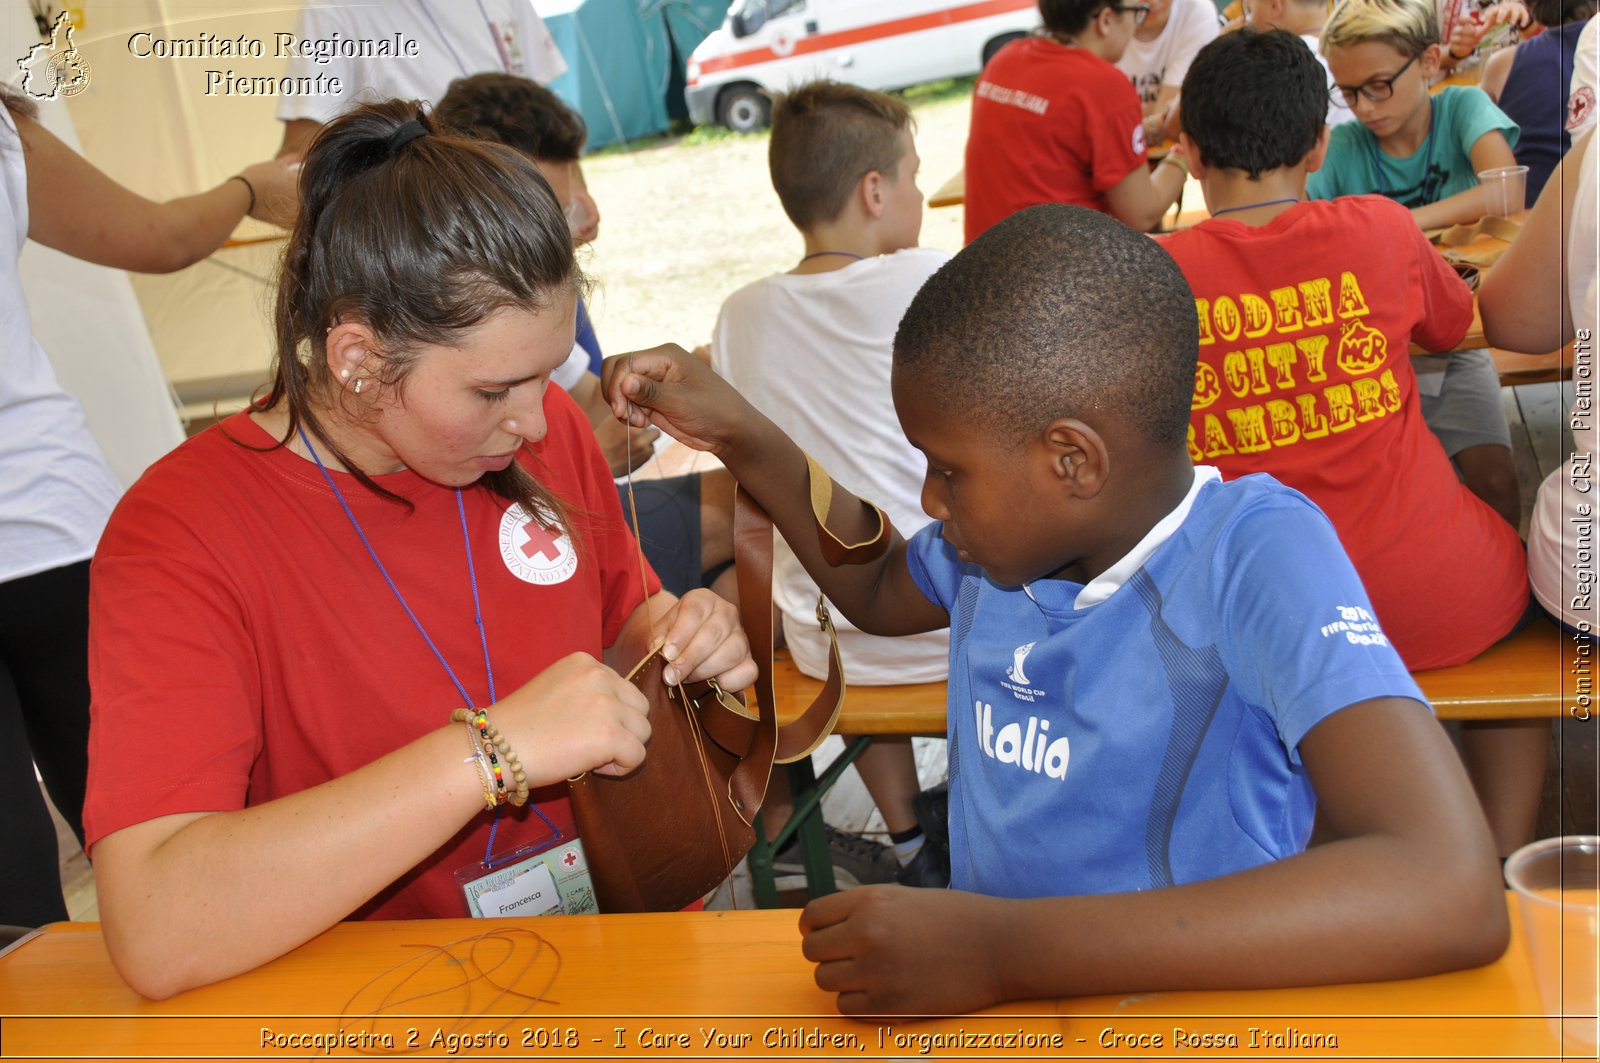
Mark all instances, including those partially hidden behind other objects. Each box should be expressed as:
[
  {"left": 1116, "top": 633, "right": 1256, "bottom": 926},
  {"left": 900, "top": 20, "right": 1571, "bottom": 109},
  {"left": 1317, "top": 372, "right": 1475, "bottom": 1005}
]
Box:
[{"left": 339, "top": 369, "right": 350, "bottom": 380}]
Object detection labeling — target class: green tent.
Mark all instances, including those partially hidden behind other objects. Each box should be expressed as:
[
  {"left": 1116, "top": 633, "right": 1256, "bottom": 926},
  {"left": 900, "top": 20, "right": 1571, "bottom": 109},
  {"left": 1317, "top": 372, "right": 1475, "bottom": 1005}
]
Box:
[{"left": 537, "top": 0, "right": 731, "bottom": 151}]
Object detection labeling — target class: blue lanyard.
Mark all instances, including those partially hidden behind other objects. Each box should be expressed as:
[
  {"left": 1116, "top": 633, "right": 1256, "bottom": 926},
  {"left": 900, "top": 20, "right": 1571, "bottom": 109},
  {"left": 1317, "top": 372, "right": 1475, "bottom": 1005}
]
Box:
[
  {"left": 298, "top": 426, "right": 554, "bottom": 866},
  {"left": 1371, "top": 97, "right": 1439, "bottom": 205}
]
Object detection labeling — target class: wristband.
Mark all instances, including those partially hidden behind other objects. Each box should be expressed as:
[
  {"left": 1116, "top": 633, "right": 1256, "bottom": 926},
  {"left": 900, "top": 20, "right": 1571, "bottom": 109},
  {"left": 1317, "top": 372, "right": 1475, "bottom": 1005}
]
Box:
[
  {"left": 1159, "top": 152, "right": 1189, "bottom": 178},
  {"left": 228, "top": 174, "right": 256, "bottom": 215}
]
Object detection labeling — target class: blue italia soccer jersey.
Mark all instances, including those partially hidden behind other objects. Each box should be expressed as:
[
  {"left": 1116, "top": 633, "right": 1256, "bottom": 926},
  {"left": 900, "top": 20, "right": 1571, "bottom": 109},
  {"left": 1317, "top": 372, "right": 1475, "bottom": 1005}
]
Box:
[{"left": 905, "top": 469, "right": 1425, "bottom": 899}]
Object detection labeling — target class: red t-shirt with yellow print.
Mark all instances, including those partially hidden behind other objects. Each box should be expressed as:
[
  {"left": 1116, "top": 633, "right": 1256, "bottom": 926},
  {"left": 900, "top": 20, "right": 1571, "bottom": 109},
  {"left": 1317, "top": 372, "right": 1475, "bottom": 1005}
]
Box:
[{"left": 1158, "top": 194, "right": 1528, "bottom": 669}]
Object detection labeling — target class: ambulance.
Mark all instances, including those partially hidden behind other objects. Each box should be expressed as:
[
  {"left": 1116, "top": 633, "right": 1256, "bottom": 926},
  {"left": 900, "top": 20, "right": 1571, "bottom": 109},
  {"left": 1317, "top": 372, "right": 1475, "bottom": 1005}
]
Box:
[{"left": 684, "top": 0, "right": 1041, "bottom": 132}]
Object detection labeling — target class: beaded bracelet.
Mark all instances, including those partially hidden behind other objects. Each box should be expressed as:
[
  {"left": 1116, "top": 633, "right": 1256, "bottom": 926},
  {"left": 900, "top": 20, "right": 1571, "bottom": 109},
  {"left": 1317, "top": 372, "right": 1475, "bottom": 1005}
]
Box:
[
  {"left": 451, "top": 708, "right": 530, "bottom": 807},
  {"left": 459, "top": 718, "right": 497, "bottom": 810}
]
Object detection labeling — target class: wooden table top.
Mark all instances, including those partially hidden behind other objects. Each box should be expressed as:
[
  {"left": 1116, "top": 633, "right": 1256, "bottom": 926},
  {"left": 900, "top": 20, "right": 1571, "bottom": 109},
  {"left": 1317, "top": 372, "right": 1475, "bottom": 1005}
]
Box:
[{"left": 0, "top": 899, "right": 1576, "bottom": 1060}]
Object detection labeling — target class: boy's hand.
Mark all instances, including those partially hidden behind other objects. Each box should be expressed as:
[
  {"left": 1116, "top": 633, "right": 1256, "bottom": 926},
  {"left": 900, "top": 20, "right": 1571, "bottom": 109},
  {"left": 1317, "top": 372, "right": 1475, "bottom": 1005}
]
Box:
[
  {"left": 799, "top": 886, "right": 1012, "bottom": 1016},
  {"left": 601, "top": 344, "right": 755, "bottom": 457}
]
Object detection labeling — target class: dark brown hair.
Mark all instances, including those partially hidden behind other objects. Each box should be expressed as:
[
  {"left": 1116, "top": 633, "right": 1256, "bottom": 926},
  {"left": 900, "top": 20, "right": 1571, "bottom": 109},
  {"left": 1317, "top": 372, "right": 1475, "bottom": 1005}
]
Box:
[
  {"left": 258, "top": 99, "right": 582, "bottom": 530},
  {"left": 768, "top": 80, "right": 912, "bottom": 230},
  {"left": 435, "top": 73, "right": 588, "bottom": 161}
]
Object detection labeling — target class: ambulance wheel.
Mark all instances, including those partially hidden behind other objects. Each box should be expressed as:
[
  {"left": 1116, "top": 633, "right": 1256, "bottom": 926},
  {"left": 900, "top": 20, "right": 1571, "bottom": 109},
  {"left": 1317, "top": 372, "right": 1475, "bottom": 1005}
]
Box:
[
  {"left": 982, "top": 32, "right": 1025, "bottom": 66},
  {"left": 719, "top": 85, "right": 770, "bottom": 133}
]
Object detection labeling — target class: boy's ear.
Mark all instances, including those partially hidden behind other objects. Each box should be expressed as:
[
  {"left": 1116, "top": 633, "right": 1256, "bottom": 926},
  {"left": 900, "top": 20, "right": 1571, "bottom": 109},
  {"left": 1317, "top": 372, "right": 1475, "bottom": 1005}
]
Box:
[
  {"left": 1419, "top": 42, "right": 1444, "bottom": 78},
  {"left": 1177, "top": 132, "right": 1207, "bottom": 179},
  {"left": 1304, "top": 123, "right": 1332, "bottom": 174},
  {"left": 860, "top": 169, "right": 887, "bottom": 219},
  {"left": 1040, "top": 417, "right": 1110, "bottom": 499},
  {"left": 1089, "top": 3, "right": 1116, "bottom": 37}
]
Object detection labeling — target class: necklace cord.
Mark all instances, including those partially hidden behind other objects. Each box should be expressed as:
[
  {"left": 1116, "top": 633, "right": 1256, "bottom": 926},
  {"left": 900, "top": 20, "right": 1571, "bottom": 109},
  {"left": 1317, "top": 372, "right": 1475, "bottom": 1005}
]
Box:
[{"left": 1210, "top": 196, "right": 1301, "bottom": 217}]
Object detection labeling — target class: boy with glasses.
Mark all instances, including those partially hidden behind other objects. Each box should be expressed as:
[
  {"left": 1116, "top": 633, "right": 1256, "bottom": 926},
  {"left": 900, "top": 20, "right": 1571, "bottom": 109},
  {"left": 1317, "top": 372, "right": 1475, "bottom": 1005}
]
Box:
[
  {"left": 1312, "top": 0, "right": 1519, "bottom": 230},
  {"left": 963, "top": 0, "right": 1188, "bottom": 240}
]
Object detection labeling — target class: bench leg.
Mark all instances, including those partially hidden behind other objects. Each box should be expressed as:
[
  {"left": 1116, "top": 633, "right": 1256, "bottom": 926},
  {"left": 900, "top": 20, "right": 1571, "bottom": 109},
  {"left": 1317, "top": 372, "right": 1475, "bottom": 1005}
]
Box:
[{"left": 743, "top": 736, "right": 874, "bottom": 907}]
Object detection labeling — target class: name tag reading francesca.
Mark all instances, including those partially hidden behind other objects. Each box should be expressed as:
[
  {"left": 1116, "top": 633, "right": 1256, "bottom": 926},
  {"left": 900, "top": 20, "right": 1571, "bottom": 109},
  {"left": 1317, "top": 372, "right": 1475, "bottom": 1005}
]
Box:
[{"left": 455, "top": 836, "right": 600, "bottom": 918}]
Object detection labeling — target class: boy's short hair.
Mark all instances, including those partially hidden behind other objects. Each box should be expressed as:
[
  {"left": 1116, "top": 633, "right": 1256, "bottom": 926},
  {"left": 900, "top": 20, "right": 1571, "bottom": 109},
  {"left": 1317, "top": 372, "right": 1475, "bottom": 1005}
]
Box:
[
  {"left": 1038, "top": 0, "right": 1113, "bottom": 35},
  {"left": 1321, "top": 0, "right": 1438, "bottom": 56},
  {"left": 435, "top": 72, "right": 587, "bottom": 161},
  {"left": 1529, "top": 0, "right": 1596, "bottom": 26},
  {"left": 1181, "top": 30, "right": 1327, "bottom": 179},
  {"left": 894, "top": 205, "right": 1197, "bottom": 449},
  {"left": 768, "top": 80, "right": 912, "bottom": 230}
]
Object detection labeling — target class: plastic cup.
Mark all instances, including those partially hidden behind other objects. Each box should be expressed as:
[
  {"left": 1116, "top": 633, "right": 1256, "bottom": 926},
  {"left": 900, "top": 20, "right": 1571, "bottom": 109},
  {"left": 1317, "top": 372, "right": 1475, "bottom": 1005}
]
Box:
[
  {"left": 1505, "top": 836, "right": 1600, "bottom": 1054},
  {"left": 1477, "top": 164, "right": 1530, "bottom": 219}
]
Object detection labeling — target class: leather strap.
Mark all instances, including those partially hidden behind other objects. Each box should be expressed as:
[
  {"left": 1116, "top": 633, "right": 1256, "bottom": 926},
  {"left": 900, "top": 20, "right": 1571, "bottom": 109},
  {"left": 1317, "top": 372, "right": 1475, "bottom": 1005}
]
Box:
[{"left": 737, "top": 453, "right": 894, "bottom": 780}]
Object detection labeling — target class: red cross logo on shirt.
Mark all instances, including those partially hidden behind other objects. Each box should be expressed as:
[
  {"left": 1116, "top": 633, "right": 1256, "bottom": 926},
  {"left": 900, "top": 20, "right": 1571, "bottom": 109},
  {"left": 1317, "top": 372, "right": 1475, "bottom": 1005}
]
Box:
[
  {"left": 1569, "top": 87, "right": 1595, "bottom": 133},
  {"left": 520, "top": 522, "right": 563, "bottom": 562}
]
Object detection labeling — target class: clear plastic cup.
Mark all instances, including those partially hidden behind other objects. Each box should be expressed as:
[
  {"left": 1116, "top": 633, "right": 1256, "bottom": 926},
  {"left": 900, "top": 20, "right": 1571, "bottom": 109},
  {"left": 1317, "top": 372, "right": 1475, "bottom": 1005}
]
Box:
[
  {"left": 1504, "top": 836, "right": 1600, "bottom": 1054},
  {"left": 1477, "top": 164, "right": 1530, "bottom": 219}
]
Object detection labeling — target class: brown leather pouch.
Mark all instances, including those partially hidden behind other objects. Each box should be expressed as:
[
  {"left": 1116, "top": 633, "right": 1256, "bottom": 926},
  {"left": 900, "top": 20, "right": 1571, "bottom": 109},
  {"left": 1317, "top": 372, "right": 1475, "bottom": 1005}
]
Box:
[
  {"left": 567, "top": 651, "right": 761, "bottom": 912},
  {"left": 568, "top": 469, "right": 890, "bottom": 913}
]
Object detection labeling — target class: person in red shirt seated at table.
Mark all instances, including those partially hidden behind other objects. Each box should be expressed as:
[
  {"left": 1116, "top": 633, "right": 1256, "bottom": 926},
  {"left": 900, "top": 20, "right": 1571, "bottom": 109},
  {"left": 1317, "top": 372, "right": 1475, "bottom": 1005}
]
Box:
[{"left": 963, "top": 0, "right": 1188, "bottom": 241}]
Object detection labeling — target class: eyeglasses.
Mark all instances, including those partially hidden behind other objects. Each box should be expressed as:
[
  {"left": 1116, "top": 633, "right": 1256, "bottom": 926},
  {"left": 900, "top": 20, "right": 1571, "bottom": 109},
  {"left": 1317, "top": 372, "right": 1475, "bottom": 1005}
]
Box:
[
  {"left": 1111, "top": 3, "right": 1152, "bottom": 25},
  {"left": 1330, "top": 52, "right": 1419, "bottom": 106}
]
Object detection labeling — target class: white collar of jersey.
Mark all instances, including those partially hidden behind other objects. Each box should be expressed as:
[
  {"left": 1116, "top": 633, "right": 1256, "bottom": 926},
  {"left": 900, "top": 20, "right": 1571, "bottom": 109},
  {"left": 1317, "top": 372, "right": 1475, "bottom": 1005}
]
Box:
[{"left": 1071, "top": 465, "right": 1222, "bottom": 610}]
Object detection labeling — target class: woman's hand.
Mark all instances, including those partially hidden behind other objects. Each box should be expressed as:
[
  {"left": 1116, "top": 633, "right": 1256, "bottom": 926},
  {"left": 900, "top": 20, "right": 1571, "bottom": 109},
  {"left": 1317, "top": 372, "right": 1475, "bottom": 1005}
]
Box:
[
  {"left": 654, "top": 588, "right": 757, "bottom": 691},
  {"left": 601, "top": 344, "right": 761, "bottom": 458},
  {"left": 238, "top": 156, "right": 302, "bottom": 228},
  {"left": 491, "top": 652, "right": 653, "bottom": 779}
]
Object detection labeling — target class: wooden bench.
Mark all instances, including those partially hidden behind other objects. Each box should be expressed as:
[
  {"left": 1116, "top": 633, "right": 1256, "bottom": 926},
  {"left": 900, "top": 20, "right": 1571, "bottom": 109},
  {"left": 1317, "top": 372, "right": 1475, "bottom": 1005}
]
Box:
[
  {"left": 776, "top": 615, "right": 1575, "bottom": 733},
  {"left": 757, "top": 617, "right": 1577, "bottom": 904}
]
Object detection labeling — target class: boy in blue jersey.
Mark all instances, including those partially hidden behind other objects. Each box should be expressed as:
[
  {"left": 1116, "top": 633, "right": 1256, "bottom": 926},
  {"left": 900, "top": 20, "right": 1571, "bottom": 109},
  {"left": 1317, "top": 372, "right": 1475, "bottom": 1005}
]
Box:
[{"left": 602, "top": 205, "right": 1506, "bottom": 1015}]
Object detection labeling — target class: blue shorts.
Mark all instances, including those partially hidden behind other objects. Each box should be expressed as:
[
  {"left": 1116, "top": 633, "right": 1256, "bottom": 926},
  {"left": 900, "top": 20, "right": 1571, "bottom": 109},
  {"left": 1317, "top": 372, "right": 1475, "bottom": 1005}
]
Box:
[{"left": 617, "top": 475, "right": 702, "bottom": 598}]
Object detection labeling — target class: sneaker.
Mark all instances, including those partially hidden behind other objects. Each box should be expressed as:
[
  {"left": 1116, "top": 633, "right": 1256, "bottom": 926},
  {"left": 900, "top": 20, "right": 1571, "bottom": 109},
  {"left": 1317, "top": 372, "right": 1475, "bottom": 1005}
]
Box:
[
  {"left": 771, "top": 825, "right": 897, "bottom": 885},
  {"left": 894, "top": 839, "right": 951, "bottom": 889}
]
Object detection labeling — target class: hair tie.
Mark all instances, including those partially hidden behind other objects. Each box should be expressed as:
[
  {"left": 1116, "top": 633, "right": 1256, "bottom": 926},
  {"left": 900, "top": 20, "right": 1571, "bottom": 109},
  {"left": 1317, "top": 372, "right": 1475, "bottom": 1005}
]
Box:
[{"left": 385, "top": 119, "right": 428, "bottom": 155}]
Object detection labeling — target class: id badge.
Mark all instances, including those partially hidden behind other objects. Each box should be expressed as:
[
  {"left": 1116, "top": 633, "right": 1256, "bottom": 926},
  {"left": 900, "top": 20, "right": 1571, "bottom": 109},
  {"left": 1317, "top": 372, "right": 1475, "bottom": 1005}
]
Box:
[{"left": 454, "top": 833, "right": 599, "bottom": 918}]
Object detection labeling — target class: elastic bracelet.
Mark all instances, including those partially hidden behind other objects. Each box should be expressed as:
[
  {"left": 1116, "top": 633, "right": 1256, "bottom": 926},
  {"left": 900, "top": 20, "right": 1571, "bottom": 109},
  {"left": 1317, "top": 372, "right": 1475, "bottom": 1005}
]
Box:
[
  {"left": 228, "top": 174, "right": 256, "bottom": 215},
  {"left": 459, "top": 719, "right": 498, "bottom": 810},
  {"left": 1159, "top": 152, "right": 1189, "bottom": 178}
]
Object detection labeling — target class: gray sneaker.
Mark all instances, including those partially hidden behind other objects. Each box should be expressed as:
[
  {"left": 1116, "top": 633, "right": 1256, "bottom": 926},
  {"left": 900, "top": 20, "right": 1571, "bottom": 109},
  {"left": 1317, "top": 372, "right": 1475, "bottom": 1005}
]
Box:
[{"left": 772, "top": 825, "right": 896, "bottom": 886}]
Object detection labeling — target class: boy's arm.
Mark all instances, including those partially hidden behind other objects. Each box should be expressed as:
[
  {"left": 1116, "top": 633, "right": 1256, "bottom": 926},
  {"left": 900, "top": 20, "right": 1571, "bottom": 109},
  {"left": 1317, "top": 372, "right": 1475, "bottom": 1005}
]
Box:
[
  {"left": 1407, "top": 208, "right": 1478, "bottom": 352},
  {"left": 800, "top": 695, "right": 1508, "bottom": 1014},
  {"left": 602, "top": 345, "right": 949, "bottom": 638},
  {"left": 1409, "top": 129, "right": 1518, "bottom": 230}
]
